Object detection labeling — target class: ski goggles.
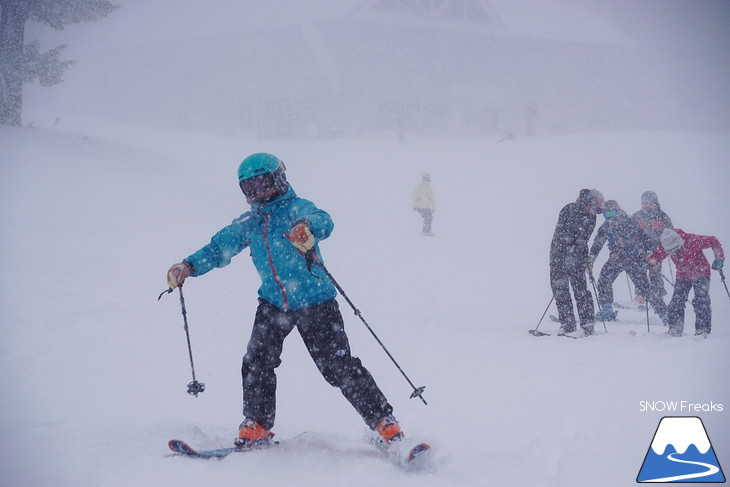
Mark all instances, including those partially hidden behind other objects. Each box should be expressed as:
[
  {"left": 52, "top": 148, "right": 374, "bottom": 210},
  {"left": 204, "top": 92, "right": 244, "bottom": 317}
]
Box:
[
  {"left": 239, "top": 172, "right": 277, "bottom": 198},
  {"left": 665, "top": 243, "right": 683, "bottom": 254},
  {"left": 603, "top": 209, "right": 618, "bottom": 219}
]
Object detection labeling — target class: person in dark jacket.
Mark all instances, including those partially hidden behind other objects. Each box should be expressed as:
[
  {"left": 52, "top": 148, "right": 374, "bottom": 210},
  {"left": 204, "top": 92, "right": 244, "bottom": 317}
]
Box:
[
  {"left": 648, "top": 228, "right": 725, "bottom": 336},
  {"left": 588, "top": 200, "right": 668, "bottom": 323},
  {"left": 550, "top": 188, "right": 605, "bottom": 336},
  {"left": 631, "top": 191, "right": 673, "bottom": 304},
  {"left": 165, "top": 153, "right": 403, "bottom": 448}
]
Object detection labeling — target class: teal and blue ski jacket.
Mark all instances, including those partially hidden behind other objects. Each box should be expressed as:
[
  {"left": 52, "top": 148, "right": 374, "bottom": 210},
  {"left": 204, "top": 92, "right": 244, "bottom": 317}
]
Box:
[{"left": 184, "top": 186, "right": 337, "bottom": 310}]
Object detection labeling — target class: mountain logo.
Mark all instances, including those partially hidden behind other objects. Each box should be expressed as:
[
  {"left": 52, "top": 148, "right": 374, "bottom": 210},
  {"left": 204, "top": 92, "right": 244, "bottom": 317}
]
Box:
[{"left": 637, "top": 416, "right": 725, "bottom": 483}]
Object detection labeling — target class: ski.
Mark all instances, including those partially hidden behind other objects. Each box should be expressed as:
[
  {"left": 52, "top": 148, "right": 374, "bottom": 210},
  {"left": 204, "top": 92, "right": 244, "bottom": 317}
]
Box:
[
  {"left": 368, "top": 434, "right": 433, "bottom": 469},
  {"left": 556, "top": 332, "right": 585, "bottom": 340},
  {"left": 613, "top": 301, "right": 647, "bottom": 311},
  {"left": 168, "top": 438, "right": 276, "bottom": 459},
  {"left": 549, "top": 313, "right": 617, "bottom": 323},
  {"left": 169, "top": 433, "right": 432, "bottom": 468},
  {"left": 388, "top": 440, "right": 433, "bottom": 469},
  {"left": 406, "top": 442, "right": 432, "bottom": 465},
  {"left": 528, "top": 328, "right": 585, "bottom": 339}
]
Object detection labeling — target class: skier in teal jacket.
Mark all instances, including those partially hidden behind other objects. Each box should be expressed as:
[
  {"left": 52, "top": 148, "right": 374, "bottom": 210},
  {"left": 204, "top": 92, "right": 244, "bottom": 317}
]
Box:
[
  {"left": 166, "top": 153, "right": 402, "bottom": 448},
  {"left": 184, "top": 184, "right": 336, "bottom": 310}
]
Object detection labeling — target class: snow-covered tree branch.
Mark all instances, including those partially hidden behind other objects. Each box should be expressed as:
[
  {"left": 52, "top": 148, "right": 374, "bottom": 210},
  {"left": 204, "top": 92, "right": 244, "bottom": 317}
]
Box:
[{"left": 0, "top": 0, "right": 117, "bottom": 126}]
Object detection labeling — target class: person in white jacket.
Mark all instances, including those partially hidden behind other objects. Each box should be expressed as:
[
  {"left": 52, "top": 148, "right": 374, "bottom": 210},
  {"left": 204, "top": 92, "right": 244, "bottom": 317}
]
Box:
[{"left": 412, "top": 173, "right": 435, "bottom": 236}]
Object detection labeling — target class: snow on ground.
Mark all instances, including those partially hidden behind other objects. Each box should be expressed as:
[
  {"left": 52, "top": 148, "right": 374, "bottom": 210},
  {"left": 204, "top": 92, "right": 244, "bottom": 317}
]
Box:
[{"left": 1, "top": 122, "right": 729, "bottom": 486}]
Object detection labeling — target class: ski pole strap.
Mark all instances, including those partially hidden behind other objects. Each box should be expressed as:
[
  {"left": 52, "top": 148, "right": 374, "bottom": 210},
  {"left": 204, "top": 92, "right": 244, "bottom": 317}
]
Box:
[{"left": 158, "top": 287, "right": 173, "bottom": 300}]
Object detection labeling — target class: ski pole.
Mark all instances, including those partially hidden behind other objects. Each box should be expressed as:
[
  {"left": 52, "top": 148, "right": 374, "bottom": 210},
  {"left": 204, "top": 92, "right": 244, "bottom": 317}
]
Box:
[
  {"left": 158, "top": 285, "right": 205, "bottom": 397},
  {"left": 625, "top": 272, "right": 634, "bottom": 302},
  {"left": 315, "top": 260, "right": 428, "bottom": 405},
  {"left": 720, "top": 269, "right": 730, "bottom": 300},
  {"left": 530, "top": 296, "right": 554, "bottom": 335},
  {"left": 641, "top": 270, "right": 651, "bottom": 333},
  {"left": 588, "top": 271, "right": 608, "bottom": 333},
  {"left": 661, "top": 273, "right": 675, "bottom": 288}
]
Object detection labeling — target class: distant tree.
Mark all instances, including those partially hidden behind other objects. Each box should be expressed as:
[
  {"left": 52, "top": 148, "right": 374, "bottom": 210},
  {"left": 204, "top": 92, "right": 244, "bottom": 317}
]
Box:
[{"left": 0, "top": 0, "right": 117, "bottom": 126}]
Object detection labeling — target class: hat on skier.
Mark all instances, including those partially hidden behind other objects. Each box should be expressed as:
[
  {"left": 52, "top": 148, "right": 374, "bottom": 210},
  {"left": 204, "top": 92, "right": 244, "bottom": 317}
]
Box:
[
  {"left": 237, "top": 153, "right": 289, "bottom": 204},
  {"left": 660, "top": 228, "right": 684, "bottom": 254},
  {"left": 641, "top": 191, "right": 659, "bottom": 209},
  {"left": 603, "top": 200, "right": 620, "bottom": 219},
  {"left": 579, "top": 188, "right": 604, "bottom": 214}
]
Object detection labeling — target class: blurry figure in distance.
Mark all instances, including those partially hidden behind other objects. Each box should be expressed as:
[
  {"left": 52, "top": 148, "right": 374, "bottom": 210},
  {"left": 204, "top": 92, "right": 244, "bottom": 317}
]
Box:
[{"left": 412, "top": 173, "right": 435, "bottom": 236}]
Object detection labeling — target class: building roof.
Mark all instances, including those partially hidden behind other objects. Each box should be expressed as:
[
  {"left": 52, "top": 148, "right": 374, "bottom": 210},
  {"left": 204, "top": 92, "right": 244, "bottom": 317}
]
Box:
[{"left": 350, "top": 0, "right": 634, "bottom": 46}]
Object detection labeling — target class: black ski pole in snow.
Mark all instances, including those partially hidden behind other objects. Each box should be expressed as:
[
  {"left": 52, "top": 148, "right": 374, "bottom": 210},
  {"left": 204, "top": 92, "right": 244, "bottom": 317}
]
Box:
[
  {"left": 625, "top": 272, "right": 634, "bottom": 302},
  {"left": 588, "top": 271, "right": 608, "bottom": 333},
  {"left": 529, "top": 296, "right": 554, "bottom": 336},
  {"left": 661, "top": 273, "right": 675, "bottom": 288},
  {"left": 315, "top": 260, "right": 428, "bottom": 405},
  {"left": 644, "top": 271, "right": 652, "bottom": 333},
  {"left": 720, "top": 269, "right": 730, "bottom": 300},
  {"left": 158, "top": 285, "right": 205, "bottom": 397}
]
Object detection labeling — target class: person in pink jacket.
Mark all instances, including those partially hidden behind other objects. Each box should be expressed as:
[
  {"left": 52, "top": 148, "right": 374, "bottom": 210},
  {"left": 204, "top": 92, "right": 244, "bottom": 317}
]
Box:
[{"left": 648, "top": 228, "right": 725, "bottom": 336}]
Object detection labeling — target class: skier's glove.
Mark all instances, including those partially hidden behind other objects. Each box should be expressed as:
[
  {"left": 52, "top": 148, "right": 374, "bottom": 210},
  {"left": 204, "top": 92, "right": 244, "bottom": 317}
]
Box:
[
  {"left": 167, "top": 262, "right": 191, "bottom": 289},
  {"left": 288, "top": 223, "right": 315, "bottom": 252},
  {"left": 712, "top": 258, "right": 724, "bottom": 271}
]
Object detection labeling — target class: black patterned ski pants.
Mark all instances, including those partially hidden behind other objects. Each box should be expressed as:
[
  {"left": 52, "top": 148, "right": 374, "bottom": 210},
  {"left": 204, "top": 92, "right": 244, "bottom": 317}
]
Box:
[
  {"left": 550, "top": 255, "right": 595, "bottom": 330},
  {"left": 668, "top": 276, "right": 711, "bottom": 334},
  {"left": 241, "top": 298, "right": 392, "bottom": 430},
  {"left": 596, "top": 256, "right": 668, "bottom": 317}
]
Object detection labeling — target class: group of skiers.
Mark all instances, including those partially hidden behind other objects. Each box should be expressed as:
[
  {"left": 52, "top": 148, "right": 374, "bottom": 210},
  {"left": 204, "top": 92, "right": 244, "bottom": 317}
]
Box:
[
  {"left": 162, "top": 153, "right": 723, "bottom": 450},
  {"left": 550, "top": 189, "right": 725, "bottom": 337}
]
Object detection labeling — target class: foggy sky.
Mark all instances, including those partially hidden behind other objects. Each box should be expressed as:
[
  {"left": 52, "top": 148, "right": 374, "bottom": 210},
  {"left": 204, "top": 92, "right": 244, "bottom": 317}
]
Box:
[{"left": 22, "top": 0, "right": 730, "bottom": 135}]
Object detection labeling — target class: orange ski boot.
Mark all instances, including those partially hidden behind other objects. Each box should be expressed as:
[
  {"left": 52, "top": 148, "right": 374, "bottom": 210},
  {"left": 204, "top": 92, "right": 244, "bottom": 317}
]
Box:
[
  {"left": 234, "top": 418, "right": 274, "bottom": 448},
  {"left": 375, "top": 414, "right": 404, "bottom": 445}
]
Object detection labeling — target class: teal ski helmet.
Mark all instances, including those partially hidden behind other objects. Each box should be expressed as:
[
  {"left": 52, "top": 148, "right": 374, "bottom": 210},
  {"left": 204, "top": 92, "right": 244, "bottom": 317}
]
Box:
[{"left": 237, "top": 153, "right": 289, "bottom": 204}]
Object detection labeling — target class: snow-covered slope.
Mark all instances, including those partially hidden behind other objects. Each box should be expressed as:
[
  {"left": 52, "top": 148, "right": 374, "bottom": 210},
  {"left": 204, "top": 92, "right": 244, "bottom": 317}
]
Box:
[{"left": 1, "top": 124, "right": 728, "bottom": 486}]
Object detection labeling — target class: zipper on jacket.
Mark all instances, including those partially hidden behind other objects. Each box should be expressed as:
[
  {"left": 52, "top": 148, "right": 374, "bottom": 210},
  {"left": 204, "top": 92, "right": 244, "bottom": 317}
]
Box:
[{"left": 262, "top": 212, "right": 290, "bottom": 310}]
